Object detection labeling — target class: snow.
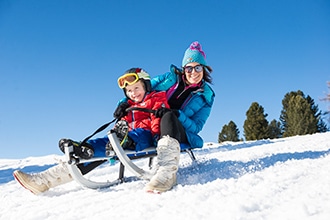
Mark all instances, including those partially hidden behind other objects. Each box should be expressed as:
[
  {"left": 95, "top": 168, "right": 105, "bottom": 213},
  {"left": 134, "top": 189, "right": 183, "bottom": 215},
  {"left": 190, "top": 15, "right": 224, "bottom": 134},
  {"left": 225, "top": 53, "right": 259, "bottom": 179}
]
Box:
[{"left": 1, "top": 132, "right": 330, "bottom": 220}]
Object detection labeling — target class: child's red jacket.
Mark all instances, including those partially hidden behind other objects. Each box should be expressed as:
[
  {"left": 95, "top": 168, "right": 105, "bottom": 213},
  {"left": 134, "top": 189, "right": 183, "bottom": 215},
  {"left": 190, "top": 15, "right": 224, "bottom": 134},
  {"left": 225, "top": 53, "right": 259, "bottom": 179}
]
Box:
[{"left": 123, "top": 91, "right": 169, "bottom": 136}]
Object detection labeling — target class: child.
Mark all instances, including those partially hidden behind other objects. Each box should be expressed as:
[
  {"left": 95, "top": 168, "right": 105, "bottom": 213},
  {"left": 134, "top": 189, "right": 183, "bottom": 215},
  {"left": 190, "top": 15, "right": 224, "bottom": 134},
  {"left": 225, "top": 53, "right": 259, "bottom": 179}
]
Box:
[
  {"left": 108, "top": 67, "right": 170, "bottom": 153},
  {"left": 59, "top": 67, "right": 169, "bottom": 157}
]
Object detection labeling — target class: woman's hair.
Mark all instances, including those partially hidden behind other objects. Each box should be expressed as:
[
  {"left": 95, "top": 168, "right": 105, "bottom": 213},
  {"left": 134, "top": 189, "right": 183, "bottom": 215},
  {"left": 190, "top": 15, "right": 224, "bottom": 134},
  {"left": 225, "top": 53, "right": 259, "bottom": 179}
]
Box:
[
  {"left": 176, "top": 65, "right": 213, "bottom": 84},
  {"left": 203, "top": 65, "right": 213, "bottom": 84}
]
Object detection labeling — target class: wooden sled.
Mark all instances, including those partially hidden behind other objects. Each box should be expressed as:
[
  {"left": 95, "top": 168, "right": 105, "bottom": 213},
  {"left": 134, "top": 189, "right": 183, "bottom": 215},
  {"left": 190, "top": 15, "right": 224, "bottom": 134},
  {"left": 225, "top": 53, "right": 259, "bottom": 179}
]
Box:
[{"left": 64, "top": 130, "right": 196, "bottom": 189}]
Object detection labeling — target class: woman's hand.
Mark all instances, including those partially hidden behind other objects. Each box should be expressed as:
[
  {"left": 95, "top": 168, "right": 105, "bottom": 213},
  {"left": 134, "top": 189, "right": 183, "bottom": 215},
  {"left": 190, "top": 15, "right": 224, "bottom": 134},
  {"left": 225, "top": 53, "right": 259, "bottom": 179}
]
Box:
[{"left": 155, "top": 107, "right": 179, "bottom": 118}]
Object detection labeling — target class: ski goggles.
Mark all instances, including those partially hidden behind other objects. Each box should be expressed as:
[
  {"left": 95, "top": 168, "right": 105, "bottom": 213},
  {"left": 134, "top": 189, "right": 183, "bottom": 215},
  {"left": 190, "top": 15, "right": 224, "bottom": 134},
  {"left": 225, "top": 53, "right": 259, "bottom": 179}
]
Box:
[
  {"left": 184, "top": 65, "right": 203, "bottom": 73},
  {"left": 117, "top": 73, "right": 140, "bottom": 88}
]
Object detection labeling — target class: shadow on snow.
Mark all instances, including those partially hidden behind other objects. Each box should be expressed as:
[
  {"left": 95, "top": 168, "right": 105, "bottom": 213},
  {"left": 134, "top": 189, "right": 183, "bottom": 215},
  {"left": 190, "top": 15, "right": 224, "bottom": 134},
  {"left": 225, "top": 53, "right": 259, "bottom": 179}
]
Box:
[
  {"left": 178, "top": 148, "right": 330, "bottom": 186},
  {"left": 2, "top": 146, "right": 329, "bottom": 188},
  {"left": 201, "top": 139, "right": 285, "bottom": 154},
  {"left": 0, "top": 164, "right": 56, "bottom": 184}
]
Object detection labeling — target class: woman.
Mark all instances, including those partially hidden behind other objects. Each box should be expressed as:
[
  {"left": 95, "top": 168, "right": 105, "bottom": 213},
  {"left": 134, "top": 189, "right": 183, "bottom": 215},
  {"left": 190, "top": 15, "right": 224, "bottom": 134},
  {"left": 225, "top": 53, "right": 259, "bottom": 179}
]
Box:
[{"left": 144, "top": 41, "right": 215, "bottom": 192}]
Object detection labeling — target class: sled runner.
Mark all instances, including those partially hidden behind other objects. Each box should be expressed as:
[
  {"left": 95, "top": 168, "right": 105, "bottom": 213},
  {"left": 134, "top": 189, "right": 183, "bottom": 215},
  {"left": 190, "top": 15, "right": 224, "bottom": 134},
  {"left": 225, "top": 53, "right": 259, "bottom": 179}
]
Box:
[
  {"left": 64, "top": 132, "right": 196, "bottom": 189},
  {"left": 63, "top": 107, "right": 196, "bottom": 189}
]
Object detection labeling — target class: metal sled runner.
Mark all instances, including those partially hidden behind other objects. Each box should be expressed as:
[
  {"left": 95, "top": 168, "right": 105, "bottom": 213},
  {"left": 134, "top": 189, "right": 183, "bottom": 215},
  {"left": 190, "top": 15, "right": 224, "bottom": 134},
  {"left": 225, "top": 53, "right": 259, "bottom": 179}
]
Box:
[{"left": 64, "top": 130, "right": 196, "bottom": 189}]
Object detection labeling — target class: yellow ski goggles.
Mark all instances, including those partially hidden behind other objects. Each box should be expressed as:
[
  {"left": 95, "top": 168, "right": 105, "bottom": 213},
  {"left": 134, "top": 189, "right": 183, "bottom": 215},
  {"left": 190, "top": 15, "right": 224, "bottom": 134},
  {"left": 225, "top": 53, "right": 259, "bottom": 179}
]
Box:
[{"left": 117, "top": 73, "right": 140, "bottom": 88}]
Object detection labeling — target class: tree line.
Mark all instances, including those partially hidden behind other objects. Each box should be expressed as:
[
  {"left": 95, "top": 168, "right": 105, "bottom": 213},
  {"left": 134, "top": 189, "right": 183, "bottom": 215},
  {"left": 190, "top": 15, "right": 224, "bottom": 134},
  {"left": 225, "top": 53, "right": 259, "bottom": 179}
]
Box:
[{"left": 218, "top": 89, "right": 330, "bottom": 143}]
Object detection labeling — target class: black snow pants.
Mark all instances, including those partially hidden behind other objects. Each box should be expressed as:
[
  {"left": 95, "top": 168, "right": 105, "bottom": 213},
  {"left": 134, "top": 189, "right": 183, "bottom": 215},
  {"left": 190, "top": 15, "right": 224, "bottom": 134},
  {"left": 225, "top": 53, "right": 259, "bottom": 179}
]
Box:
[{"left": 159, "top": 111, "right": 188, "bottom": 144}]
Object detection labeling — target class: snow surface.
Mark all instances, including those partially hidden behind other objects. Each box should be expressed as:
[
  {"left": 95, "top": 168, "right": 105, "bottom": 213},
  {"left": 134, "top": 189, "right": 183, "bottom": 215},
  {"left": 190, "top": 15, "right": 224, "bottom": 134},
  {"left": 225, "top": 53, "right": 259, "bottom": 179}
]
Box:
[{"left": 1, "top": 132, "right": 330, "bottom": 220}]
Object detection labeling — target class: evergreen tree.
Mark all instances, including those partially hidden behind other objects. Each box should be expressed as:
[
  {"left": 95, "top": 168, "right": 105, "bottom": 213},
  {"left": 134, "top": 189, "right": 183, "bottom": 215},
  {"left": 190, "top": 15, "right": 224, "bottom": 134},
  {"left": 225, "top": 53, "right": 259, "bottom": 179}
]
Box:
[
  {"left": 280, "top": 90, "right": 323, "bottom": 137},
  {"left": 218, "top": 121, "right": 240, "bottom": 142},
  {"left": 268, "top": 119, "right": 282, "bottom": 139},
  {"left": 280, "top": 90, "right": 303, "bottom": 134},
  {"left": 243, "top": 102, "right": 269, "bottom": 140},
  {"left": 287, "top": 95, "right": 317, "bottom": 136},
  {"left": 318, "top": 118, "right": 329, "bottom": 133}
]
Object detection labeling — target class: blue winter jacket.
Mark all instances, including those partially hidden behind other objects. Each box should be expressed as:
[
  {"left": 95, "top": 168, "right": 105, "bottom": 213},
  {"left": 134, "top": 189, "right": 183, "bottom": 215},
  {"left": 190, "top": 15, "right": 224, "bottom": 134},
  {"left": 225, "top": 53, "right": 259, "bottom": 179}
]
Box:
[{"left": 151, "top": 65, "right": 215, "bottom": 148}]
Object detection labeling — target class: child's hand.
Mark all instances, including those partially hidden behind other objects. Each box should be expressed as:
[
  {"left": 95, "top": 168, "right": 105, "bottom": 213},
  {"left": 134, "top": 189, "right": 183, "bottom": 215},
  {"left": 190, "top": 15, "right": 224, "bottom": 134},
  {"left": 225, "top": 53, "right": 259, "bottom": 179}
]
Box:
[{"left": 113, "top": 102, "right": 130, "bottom": 119}]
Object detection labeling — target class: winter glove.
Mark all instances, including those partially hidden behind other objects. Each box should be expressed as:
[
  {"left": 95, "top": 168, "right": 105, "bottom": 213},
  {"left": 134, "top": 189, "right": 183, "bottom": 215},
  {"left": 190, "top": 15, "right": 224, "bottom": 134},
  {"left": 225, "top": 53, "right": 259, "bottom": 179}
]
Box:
[
  {"left": 154, "top": 107, "right": 179, "bottom": 118},
  {"left": 113, "top": 102, "right": 130, "bottom": 120}
]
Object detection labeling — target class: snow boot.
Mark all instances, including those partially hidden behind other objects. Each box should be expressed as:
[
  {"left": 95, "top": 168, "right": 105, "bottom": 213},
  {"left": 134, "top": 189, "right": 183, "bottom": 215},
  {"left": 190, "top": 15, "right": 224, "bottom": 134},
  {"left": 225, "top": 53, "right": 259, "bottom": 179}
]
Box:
[
  {"left": 59, "top": 138, "right": 94, "bottom": 159},
  {"left": 144, "top": 135, "right": 180, "bottom": 193},
  {"left": 13, "top": 161, "right": 73, "bottom": 195}
]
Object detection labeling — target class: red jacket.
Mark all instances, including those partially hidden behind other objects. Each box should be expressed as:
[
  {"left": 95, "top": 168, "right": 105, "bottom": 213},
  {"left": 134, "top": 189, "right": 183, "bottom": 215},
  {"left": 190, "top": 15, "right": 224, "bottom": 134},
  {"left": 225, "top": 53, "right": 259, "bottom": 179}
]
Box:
[{"left": 122, "top": 91, "right": 169, "bottom": 136}]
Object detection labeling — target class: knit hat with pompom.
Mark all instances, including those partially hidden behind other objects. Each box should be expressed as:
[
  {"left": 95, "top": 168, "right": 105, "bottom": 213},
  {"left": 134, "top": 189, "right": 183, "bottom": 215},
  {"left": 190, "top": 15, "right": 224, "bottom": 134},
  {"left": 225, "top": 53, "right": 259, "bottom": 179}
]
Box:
[{"left": 182, "top": 41, "right": 207, "bottom": 67}]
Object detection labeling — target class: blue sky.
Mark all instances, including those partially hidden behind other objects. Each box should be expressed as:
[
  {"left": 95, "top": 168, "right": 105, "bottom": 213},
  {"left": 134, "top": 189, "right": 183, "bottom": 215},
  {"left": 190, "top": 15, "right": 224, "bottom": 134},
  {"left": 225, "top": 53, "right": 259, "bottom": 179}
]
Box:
[{"left": 1, "top": 0, "right": 329, "bottom": 159}]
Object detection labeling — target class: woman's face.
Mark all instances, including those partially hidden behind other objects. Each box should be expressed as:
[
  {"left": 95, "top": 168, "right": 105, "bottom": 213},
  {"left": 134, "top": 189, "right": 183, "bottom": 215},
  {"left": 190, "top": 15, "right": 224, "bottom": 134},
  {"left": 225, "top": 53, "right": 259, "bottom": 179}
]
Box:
[
  {"left": 184, "top": 62, "right": 204, "bottom": 85},
  {"left": 125, "top": 80, "right": 146, "bottom": 102}
]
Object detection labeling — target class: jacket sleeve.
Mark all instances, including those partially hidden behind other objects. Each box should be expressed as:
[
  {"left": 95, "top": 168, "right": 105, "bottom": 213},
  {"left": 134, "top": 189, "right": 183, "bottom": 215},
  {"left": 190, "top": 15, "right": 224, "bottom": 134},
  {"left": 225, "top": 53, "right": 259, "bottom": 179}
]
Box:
[
  {"left": 178, "top": 103, "right": 212, "bottom": 134},
  {"left": 151, "top": 65, "right": 179, "bottom": 92}
]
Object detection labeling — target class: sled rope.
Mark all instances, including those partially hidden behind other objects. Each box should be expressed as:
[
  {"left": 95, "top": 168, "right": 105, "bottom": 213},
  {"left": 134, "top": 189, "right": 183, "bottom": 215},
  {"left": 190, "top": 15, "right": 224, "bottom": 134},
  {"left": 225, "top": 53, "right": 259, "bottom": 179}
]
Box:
[
  {"left": 78, "top": 118, "right": 117, "bottom": 148},
  {"left": 78, "top": 107, "right": 155, "bottom": 148}
]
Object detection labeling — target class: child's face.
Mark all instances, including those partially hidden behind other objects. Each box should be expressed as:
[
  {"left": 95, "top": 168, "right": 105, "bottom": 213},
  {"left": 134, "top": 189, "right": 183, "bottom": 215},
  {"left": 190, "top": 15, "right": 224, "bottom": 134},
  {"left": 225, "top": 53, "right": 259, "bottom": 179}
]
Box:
[{"left": 125, "top": 80, "right": 146, "bottom": 102}]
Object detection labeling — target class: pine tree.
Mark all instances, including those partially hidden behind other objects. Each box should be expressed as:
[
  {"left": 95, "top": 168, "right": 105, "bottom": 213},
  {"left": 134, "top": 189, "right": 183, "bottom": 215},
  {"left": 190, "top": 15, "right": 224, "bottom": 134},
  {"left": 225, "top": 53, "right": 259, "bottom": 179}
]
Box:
[
  {"left": 268, "top": 119, "right": 282, "bottom": 139},
  {"left": 280, "top": 90, "right": 323, "bottom": 137},
  {"left": 218, "top": 121, "right": 240, "bottom": 142},
  {"left": 280, "top": 90, "right": 303, "bottom": 134},
  {"left": 318, "top": 118, "right": 329, "bottom": 133},
  {"left": 286, "top": 95, "right": 317, "bottom": 136},
  {"left": 243, "top": 102, "right": 269, "bottom": 140}
]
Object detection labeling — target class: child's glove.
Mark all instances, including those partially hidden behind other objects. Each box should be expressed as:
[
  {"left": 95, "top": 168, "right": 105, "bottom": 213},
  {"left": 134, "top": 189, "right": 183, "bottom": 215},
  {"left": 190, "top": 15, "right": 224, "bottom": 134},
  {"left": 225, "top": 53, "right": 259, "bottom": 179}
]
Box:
[{"left": 113, "top": 102, "right": 130, "bottom": 119}]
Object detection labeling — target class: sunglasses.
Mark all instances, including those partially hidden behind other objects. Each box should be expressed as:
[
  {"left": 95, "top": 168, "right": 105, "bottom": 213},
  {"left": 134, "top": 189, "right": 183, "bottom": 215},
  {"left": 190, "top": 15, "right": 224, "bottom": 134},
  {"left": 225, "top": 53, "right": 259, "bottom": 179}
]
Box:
[
  {"left": 184, "top": 65, "right": 203, "bottom": 73},
  {"left": 117, "top": 73, "right": 139, "bottom": 88}
]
